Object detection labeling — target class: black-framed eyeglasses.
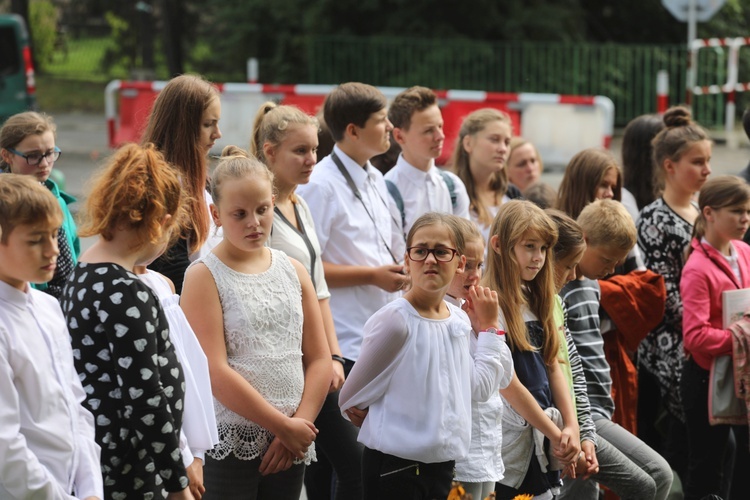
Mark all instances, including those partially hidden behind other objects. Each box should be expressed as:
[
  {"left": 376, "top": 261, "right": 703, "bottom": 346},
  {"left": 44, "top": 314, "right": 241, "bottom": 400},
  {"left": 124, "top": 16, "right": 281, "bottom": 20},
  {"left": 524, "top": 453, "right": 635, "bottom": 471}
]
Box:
[
  {"left": 407, "top": 246, "right": 458, "bottom": 262},
  {"left": 6, "top": 146, "right": 61, "bottom": 166}
]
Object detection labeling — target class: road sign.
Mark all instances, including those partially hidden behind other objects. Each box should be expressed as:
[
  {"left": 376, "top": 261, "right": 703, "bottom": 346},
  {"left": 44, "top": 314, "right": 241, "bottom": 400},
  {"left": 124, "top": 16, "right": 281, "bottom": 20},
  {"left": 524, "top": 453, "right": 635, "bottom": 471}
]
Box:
[{"left": 662, "top": 0, "right": 726, "bottom": 22}]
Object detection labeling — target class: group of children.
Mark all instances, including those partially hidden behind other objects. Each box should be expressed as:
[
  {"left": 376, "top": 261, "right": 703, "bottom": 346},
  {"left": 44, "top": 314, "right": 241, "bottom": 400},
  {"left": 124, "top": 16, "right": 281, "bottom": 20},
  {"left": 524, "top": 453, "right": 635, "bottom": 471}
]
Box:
[{"left": 1, "top": 74, "right": 748, "bottom": 500}]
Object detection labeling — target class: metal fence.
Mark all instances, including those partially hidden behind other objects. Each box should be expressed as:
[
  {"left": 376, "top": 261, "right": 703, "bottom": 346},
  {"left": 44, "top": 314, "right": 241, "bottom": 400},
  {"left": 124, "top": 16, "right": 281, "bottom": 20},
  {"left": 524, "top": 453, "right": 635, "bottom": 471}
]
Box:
[
  {"left": 308, "top": 36, "right": 732, "bottom": 129},
  {"left": 44, "top": 33, "right": 737, "bottom": 129}
]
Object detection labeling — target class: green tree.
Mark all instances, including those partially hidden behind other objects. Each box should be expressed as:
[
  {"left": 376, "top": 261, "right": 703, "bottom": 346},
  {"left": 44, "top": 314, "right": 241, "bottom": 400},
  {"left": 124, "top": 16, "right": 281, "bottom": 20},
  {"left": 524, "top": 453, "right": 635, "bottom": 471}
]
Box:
[{"left": 28, "top": 0, "right": 58, "bottom": 72}]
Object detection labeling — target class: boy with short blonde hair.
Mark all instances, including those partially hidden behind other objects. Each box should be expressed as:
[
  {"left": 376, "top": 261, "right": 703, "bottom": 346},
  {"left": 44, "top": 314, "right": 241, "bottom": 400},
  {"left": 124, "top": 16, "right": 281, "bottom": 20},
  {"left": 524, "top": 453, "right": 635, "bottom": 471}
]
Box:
[
  {"left": 559, "top": 199, "right": 672, "bottom": 499},
  {"left": 0, "top": 174, "right": 102, "bottom": 499},
  {"left": 384, "top": 86, "right": 470, "bottom": 234}
]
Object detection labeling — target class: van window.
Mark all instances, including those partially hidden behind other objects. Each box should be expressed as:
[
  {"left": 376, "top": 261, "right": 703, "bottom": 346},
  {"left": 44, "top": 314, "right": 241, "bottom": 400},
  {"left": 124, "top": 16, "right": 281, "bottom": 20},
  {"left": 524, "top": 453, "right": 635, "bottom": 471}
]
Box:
[{"left": 0, "top": 26, "right": 21, "bottom": 77}]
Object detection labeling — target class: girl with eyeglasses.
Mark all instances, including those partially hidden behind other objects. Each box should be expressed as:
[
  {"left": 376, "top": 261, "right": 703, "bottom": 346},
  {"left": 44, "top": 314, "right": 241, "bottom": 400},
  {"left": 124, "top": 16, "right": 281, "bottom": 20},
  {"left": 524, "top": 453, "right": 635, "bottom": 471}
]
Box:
[
  {"left": 339, "top": 212, "right": 512, "bottom": 500},
  {"left": 0, "top": 111, "right": 77, "bottom": 299}
]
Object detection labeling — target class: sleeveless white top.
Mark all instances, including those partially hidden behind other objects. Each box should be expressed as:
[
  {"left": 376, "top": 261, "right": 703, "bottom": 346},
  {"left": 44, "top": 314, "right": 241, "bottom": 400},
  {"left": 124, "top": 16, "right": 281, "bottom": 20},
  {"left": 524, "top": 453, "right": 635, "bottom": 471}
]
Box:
[{"left": 197, "top": 248, "right": 314, "bottom": 462}]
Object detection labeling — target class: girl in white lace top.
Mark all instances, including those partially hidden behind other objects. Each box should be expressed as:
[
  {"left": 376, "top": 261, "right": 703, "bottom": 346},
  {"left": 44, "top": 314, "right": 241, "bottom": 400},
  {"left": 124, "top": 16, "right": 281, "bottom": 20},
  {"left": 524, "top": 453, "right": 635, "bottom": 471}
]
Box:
[{"left": 181, "top": 147, "right": 330, "bottom": 500}]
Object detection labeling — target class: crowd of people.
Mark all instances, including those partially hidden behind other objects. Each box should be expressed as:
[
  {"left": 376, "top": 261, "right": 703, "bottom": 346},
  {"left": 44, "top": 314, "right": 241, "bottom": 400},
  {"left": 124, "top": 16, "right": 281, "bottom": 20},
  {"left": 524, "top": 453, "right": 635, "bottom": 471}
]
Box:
[{"left": 1, "top": 74, "right": 749, "bottom": 500}]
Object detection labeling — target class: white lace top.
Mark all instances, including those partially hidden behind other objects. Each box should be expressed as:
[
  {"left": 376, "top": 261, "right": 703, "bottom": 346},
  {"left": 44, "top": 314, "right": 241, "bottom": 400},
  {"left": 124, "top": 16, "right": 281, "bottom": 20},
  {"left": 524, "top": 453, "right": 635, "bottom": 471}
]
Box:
[{"left": 196, "top": 249, "right": 314, "bottom": 463}]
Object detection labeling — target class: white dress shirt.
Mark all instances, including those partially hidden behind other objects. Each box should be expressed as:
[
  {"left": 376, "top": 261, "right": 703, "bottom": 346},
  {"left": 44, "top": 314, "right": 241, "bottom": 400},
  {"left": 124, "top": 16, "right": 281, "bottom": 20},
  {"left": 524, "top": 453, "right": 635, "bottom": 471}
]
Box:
[
  {"left": 0, "top": 280, "right": 102, "bottom": 499},
  {"left": 297, "top": 145, "right": 406, "bottom": 361},
  {"left": 384, "top": 154, "right": 471, "bottom": 234},
  {"left": 339, "top": 298, "right": 510, "bottom": 463}
]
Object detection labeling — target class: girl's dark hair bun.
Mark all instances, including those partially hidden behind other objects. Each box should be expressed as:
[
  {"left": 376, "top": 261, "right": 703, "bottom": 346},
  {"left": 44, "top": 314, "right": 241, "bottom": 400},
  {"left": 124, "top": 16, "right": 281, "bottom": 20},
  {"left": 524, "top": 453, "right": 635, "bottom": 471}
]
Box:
[{"left": 663, "top": 106, "right": 692, "bottom": 128}]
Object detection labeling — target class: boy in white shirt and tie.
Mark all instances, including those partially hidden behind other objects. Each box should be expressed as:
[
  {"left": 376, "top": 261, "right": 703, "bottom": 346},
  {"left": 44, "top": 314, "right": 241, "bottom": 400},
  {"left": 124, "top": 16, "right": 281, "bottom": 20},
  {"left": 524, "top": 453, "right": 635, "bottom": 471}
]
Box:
[
  {"left": 384, "top": 86, "right": 470, "bottom": 234},
  {"left": 0, "top": 174, "right": 102, "bottom": 500}
]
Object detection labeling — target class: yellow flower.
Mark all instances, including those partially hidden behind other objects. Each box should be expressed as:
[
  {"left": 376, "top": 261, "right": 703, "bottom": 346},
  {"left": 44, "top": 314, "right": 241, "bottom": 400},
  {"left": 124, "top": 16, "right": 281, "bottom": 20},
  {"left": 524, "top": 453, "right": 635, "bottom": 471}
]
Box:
[{"left": 511, "top": 495, "right": 533, "bottom": 500}]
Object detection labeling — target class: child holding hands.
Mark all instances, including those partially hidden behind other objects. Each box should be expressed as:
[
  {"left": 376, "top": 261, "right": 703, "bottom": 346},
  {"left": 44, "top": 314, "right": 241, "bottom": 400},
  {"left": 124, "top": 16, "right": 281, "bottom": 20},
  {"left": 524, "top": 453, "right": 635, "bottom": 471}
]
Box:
[{"left": 483, "top": 200, "right": 580, "bottom": 500}]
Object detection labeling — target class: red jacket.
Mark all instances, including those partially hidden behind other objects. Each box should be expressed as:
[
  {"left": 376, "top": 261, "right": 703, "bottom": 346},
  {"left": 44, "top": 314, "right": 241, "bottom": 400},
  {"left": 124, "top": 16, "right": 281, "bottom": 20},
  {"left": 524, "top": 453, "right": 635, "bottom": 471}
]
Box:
[
  {"left": 599, "top": 270, "right": 666, "bottom": 434},
  {"left": 681, "top": 238, "right": 750, "bottom": 371}
]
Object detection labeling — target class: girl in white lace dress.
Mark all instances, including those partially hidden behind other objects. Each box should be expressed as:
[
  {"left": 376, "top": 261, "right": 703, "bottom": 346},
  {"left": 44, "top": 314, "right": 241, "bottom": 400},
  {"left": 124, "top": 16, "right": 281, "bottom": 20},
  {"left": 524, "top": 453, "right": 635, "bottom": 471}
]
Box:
[{"left": 180, "top": 146, "right": 330, "bottom": 500}]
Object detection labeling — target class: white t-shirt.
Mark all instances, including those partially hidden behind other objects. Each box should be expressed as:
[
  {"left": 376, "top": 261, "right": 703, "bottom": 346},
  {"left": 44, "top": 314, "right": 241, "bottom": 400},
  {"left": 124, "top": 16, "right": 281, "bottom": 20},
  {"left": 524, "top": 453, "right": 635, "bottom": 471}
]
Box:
[
  {"left": 339, "top": 298, "right": 511, "bottom": 463},
  {"left": 0, "top": 280, "right": 102, "bottom": 499}
]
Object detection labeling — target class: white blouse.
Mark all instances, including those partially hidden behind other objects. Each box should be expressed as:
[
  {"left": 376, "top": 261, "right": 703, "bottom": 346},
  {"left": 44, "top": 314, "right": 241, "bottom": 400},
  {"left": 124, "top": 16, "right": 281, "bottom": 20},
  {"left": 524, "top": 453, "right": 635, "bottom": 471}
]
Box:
[
  {"left": 0, "top": 280, "right": 102, "bottom": 499},
  {"left": 339, "top": 298, "right": 511, "bottom": 463},
  {"left": 444, "top": 295, "right": 514, "bottom": 482},
  {"left": 139, "top": 270, "right": 219, "bottom": 464}
]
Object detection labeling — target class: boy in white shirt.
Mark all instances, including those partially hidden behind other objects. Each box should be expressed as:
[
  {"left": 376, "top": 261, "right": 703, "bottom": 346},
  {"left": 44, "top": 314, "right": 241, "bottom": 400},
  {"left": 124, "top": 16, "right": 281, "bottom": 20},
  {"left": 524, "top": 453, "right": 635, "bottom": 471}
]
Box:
[
  {"left": 297, "top": 82, "right": 407, "bottom": 365},
  {"left": 0, "top": 174, "right": 102, "bottom": 500},
  {"left": 384, "top": 86, "right": 470, "bottom": 234}
]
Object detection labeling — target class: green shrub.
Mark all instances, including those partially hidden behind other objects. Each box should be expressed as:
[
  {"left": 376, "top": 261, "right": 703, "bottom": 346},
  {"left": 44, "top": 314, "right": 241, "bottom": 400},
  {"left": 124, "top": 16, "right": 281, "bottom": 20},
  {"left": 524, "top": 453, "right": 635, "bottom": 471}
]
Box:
[{"left": 29, "top": 0, "right": 59, "bottom": 72}]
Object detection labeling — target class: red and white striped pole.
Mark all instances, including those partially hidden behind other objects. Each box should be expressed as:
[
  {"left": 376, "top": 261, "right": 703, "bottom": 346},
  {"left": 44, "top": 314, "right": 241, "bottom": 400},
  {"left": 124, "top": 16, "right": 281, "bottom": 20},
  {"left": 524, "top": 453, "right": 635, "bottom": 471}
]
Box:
[{"left": 657, "top": 70, "right": 669, "bottom": 114}]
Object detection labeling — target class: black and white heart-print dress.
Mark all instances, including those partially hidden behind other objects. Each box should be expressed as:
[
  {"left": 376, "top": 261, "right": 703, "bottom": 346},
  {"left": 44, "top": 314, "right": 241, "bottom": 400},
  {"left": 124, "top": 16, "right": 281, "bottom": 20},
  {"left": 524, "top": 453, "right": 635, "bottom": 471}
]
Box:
[{"left": 61, "top": 262, "right": 189, "bottom": 499}]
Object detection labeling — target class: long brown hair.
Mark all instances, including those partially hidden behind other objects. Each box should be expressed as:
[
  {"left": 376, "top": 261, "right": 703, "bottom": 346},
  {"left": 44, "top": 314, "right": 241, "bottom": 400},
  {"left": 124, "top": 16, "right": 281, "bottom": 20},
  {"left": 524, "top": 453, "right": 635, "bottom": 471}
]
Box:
[
  {"left": 556, "top": 148, "right": 621, "bottom": 220},
  {"left": 141, "top": 74, "right": 219, "bottom": 253},
  {"left": 621, "top": 114, "right": 663, "bottom": 208},
  {"left": 449, "top": 108, "right": 512, "bottom": 226},
  {"left": 482, "top": 200, "right": 560, "bottom": 365}
]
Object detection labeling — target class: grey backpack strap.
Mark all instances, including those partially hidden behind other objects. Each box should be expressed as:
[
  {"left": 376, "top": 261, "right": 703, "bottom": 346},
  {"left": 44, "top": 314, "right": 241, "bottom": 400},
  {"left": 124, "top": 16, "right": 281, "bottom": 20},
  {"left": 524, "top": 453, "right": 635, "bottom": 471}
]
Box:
[
  {"left": 438, "top": 170, "right": 457, "bottom": 209},
  {"left": 385, "top": 179, "right": 406, "bottom": 232}
]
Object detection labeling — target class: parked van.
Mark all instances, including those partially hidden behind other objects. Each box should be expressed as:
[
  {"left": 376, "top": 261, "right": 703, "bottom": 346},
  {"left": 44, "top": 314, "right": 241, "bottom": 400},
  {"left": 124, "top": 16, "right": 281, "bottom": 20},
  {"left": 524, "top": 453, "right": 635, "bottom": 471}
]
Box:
[{"left": 0, "top": 14, "right": 36, "bottom": 122}]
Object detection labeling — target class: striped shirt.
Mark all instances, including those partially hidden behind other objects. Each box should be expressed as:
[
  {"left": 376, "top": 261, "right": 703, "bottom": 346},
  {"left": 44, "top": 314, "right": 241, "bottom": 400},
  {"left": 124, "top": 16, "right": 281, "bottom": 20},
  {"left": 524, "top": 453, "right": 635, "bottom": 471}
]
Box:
[
  {"left": 561, "top": 301, "right": 598, "bottom": 445},
  {"left": 561, "top": 279, "right": 614, "bottom": 421}
]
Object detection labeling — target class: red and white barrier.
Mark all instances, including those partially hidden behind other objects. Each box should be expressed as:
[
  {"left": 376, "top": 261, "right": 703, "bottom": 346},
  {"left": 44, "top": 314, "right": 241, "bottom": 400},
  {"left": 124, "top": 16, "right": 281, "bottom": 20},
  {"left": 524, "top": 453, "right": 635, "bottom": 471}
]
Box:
[
  {"left": 688, "top": 37, "right": 750, "bottom": 146},
  {"left": 105, "top": 81, "right": 615, "bottom": 167}
]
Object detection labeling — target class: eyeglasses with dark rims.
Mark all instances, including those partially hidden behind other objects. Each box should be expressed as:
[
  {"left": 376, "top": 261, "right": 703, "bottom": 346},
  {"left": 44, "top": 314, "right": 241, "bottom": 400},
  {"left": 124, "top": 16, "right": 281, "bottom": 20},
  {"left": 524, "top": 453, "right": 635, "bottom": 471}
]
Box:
[{"left": 406, "top": 246, "right": 458, "bottom": 262}]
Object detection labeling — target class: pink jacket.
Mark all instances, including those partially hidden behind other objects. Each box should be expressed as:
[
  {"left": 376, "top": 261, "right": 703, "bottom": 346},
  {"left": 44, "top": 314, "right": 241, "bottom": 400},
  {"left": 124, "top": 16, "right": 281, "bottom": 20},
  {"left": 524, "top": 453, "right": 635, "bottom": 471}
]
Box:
[{"left": 681, "top": 238, "right": 750, "bottom": 370}]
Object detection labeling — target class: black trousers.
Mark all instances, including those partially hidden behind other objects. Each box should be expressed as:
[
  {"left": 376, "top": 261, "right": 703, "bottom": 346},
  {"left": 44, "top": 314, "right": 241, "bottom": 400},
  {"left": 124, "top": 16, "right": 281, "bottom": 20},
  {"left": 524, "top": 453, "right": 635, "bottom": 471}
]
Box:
[
  {"left": 362, "top": 447, "right": 454, "bottom": 500},
  {"left": 680, "top": 357, "right": 750, "bottom": 500}
]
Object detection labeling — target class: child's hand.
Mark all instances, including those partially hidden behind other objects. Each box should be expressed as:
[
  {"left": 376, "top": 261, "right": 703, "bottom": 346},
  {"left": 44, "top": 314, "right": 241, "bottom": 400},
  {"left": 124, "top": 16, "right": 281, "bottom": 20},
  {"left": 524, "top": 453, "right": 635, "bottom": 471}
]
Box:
[
  {"left": 344, "top": 406, "right": 369, "bottom": 427},
  {"left": 462, "top": 285, "right": 500, "bottom": 333},
  {"left": 373, "top": 264, "right": 409, "bottom": 293},
  {"left": 577, "top": 440, "right": 599, "bottom": 479},
  {"left": 166, "top": 488, "right": 195, "bottom": 500},
  {"left": 187, "top": 457, "right": 205, "bottom": 499},
  {"left": 259, "top": 437, "right": 295, "bottom": 476},
  {"left": 552, "top": 425, "right": 581, "bottom": 465},
  {"left": 277, "top": 416, "right": 317, "bottom": 459},
  {"left": 330, "top": 359, "right": 346, "bottom": 393}
]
